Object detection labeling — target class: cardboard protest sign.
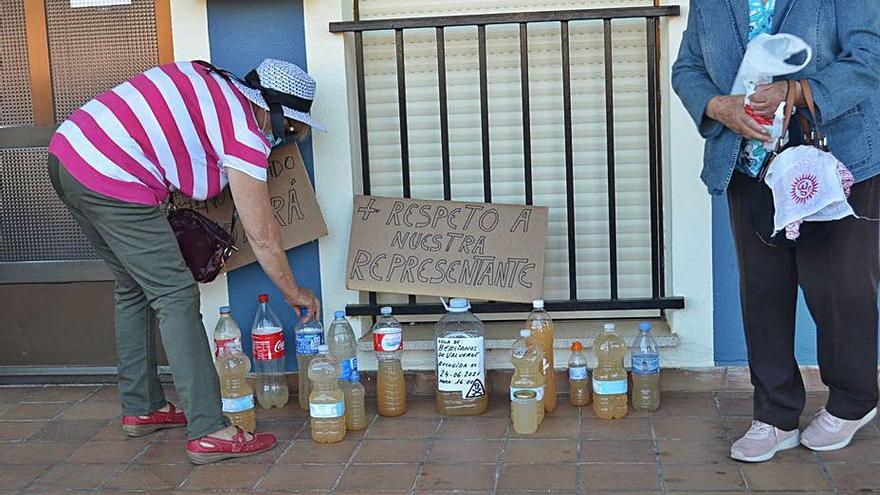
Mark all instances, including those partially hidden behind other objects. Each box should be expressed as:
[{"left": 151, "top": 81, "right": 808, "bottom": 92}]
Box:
[
  {"left": 172, "top": 143, "right": 327, "bottom": 271},
  {"left": 346, "top": 196, "right": 548, "bottom": 302}
]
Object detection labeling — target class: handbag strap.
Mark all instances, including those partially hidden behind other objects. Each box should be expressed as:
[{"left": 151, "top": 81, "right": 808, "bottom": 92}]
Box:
[
  {"left": 798, "top": 79, "right": 827, "bottom": 148},
  {"left": 774, "top": 80, "right": 800, "bottom": 153}
]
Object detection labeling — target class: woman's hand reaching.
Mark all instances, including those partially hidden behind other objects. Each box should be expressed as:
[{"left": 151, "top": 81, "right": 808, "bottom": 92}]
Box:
[
  {"left": 748, "top": 81, "right": 789, "bottom": 119},
  {"left": 707, "top": 94, "right": 771, "bottom": 142},
  {"left": 286, "top": 287, "right": 321, "bottom": 323}
]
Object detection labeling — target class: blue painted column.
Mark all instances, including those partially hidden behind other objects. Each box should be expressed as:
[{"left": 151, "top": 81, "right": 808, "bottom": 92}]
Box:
[
  {"left": 712, "top": 196, "right": 820, "bottom": 365},
  {"left": 207, "top": 0, "right": 321, "bottom": 371}
]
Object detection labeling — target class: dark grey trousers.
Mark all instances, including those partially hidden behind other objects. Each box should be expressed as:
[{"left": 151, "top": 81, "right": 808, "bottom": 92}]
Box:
[
  {"left": 727, "top": 171, "right": 880, "bottom": 431},
  {"left": 48, "top": 156, "right": 228, "bottom": 439}
]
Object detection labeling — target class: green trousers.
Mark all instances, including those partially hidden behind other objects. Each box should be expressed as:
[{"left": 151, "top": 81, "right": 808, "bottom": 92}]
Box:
[{"left": 48, "top": 156, "right": 229, "bottom": 439}]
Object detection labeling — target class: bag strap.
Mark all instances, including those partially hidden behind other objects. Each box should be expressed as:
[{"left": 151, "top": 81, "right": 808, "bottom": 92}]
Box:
[
  {"left": 798, "top": 79, "right": 827, "bottom": 148},
  {"left": 774, "top": 80, "right": 800, "bottom": 153}
]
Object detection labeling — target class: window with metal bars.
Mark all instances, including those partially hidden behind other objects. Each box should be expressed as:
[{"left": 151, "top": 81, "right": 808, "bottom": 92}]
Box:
[{"left": 330, "top": 3, "right": 684, "bottom": 316}]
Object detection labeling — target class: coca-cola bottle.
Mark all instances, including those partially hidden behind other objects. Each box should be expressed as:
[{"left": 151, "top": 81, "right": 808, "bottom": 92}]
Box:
[{"left": 251, "top": 294, "right": 289, "bottom": 409}]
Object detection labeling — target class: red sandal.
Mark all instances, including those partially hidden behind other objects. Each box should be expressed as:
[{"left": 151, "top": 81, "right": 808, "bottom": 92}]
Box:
[
  {"left": 121, "top": 402, "right": 187, "bottom": 437},
  {"left": 186, "top": 426, "right": 277, "bottom": 465}
]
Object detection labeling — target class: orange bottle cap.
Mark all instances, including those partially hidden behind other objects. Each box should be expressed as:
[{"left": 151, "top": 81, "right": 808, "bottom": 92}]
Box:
[{"left": 571, "top": 341, "right": 583, "bottom": 351}]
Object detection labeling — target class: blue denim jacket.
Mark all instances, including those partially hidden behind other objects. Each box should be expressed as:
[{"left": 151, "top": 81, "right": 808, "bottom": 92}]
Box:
[{"left": 671, "top": 0, "right": 880, "bottom": 195}]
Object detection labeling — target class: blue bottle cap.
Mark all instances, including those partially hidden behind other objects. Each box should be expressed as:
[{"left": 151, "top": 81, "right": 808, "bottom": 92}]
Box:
[
  {"left": 300, "top": 307, "right": 309, "bottom": 317},
  {"left": 639, "top": 322, "right": 652, "bottom": 331},
  {"left": 219, "top": 306, "right": 231, "bottom": 314},
  {"left": 334, "top": 310, "right": 346, "bottom": 319}
]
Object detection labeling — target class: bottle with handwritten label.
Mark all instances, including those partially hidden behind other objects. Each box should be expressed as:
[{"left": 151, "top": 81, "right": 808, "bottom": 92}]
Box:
[
  {"left": 526, "top": 300, "right": 557, "bottom": 413},
  {"left": 631, "top": 322, "right": 661, "bottom": 412},
  {"left": 592, "top": 323, "right": 628, "bottom": 419},
  {"left": 308, "top": 345, "right": 346, "bottom": 443},
  {"left": 213, "top": 306, "right": 242, "bottom": 358},
  {"left": 251, "top": 294, "right": 289, "bottom": 409},
  {"left": 295, "top": 308, "right": 324, "bottom": 410},
  {"left": 510, "top": 329, "right": 545, "bottom": 427},
  {"left": 435, "top": 298, "right": 488, "bottom": 416},
  {"left": 215, "top": 345, "right": 256, "bottom": 432},
  {"left": 373, "top": 307, "right": 407, "bottom": 417},
  {"left": 568, "top": 341, "right": 590, "bottom": 406}
]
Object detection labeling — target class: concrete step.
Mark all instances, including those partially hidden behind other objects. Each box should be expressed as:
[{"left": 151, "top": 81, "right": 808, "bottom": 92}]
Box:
[{"left": 356, "top": 318, "right": 677, "bottom": 371}]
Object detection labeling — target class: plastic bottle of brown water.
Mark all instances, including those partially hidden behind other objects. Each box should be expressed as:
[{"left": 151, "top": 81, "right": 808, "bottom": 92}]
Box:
[
  {"left": 308, "top": 345, "right": 346, "bottom": 443},
  {"left": 630, "top": 322, "right": 661, "bottom": 412},
  {"left": 592, "top": 323, "right": 628, "bottom": 419},
  {"left": 526, "top": 300, "right": 557, "bottom": 413},
  {"left": 373, "top": 307, "right": 407, "bottom": 417},
  {"left": 435, "top": 298, "right": 488, "bottom": 416},
  {"left": 568, "top": 341, "right": 590, "bottom": 406},
  {"left": 215, "top": 344, "right": 256, "bottom": 433},
  {"left": 510, "top": 329, "right": 545, "bottom": 428}
]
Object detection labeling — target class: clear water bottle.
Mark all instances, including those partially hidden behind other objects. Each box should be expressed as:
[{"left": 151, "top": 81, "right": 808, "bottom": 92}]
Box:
[
  {"left": 631, "top": 322, "right": 661, "bottom": 411},
  {"left": 327, "top": 310, "right": 358, "bottom": 383},
  {"left": 373, "top": 306, "right": 407, "bottom": 417},
  {"left": 251, "top": 294, "right": 289, "bottom": 409},
  {"left": 435, "top": 298, "right": 487, "bottom": 416},
  {"left": 295, "top": 308, "right": 324, "bottom": 411},
  {"left": 213, "top": 306, "right": 242, "bottom": 357}
]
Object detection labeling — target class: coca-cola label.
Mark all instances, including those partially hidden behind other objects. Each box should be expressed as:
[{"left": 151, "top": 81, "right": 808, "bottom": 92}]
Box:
[
  {"left": 214, "top": 337, "right": 241, "bottom": 357},
  {"left": 252, "top": 329, "right": 285, "bottom": 360},
  {"left": 373, "top": 327, "right": 403, "bottom": 352}
]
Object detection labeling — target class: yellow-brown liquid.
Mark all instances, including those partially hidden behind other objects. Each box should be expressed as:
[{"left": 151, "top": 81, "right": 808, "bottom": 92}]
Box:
[
  {"left": 512, "top": 393, "right": 540, "bottom": 434},
  {"left": 216, "top": 352, "right": 256, "bottom": 432},
  {"left": 311, "top": 416, "right": 346, "bottom": 443},
  {"left": 592, "top": 330, "right": 628, "bottom": 419},
  {"left": 528, "top": 320, "right": 557, "bottom": 413},
  {"left": 344, "top": 381, "right": 367, "bottom": 431},
  {"left": 511, "top": 344, "right": 545, "bottom": 425},
  {"left": 436, "top": 391, "right": 488, "bottom": 416},
  {"left": 377, "top": 359, "right": 407, "bottom": 417},
  {"left": 570, "top": 378, "right": 591, "bottom": 406},
  {"left": 631, "top": 373, "right": 661, "bottom": 412}
]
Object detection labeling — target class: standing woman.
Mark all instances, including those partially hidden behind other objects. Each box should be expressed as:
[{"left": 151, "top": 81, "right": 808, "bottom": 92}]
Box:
[
  {"left": 673, "top": 1, "right": 880, "bottom": 462},
  {"left": 48, "top": 59, "right": 323, "bottom": 464}
]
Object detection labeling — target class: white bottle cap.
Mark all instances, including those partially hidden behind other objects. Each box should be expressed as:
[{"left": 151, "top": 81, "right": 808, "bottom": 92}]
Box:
[
  {"left": 448, "top": 298, "right": 470, "bottom": 312},
  {"left": 604, "top": 323, "right": 616, "bottom": 332},
  {"left": 533, "top": 299, "right": 544, "bottom": 309},
  {"left": 520, "top": 329, "right": 531, "bottom": 337},
  {"left": 380, "top": 306, "right": 392, "bottom": 316},
  {"left": 318, "top": 344, "right": 329, "bottom": 354}
]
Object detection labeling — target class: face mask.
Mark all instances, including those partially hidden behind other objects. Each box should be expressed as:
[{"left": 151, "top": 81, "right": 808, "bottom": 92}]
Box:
[{"left": 260, "top": 128, "right": 283, "bottom": 148}]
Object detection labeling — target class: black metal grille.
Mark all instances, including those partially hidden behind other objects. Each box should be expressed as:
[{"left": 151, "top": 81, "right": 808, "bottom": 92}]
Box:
[{"left": 330, "top": 5, "right": 684, "bottom": 316}]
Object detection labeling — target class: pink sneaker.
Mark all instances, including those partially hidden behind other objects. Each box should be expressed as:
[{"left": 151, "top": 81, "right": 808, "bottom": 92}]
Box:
[
  {"left": 801, "top": 407, "right": 877, "bottom": 451},
  {"left": 730, "top": 420, "right": 800, "bottom": 462}
]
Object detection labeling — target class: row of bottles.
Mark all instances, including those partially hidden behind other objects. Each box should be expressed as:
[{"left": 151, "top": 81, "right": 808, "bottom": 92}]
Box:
[{"left": 211, "top": 296, "right": 367, "bottom": 441}]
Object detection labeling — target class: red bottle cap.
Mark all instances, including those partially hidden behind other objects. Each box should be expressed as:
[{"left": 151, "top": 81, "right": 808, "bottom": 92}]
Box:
[
  {"left": 258, "top": 294, "right": 269, "bottom": 303},
  {"left": 571, "top": 341, "right": 583, "bottom": 352}
]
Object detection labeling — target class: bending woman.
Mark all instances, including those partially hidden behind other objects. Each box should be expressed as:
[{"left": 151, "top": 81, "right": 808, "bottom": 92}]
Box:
[{"left": 48, "top": 58, "right": 322, "bottom": 464}]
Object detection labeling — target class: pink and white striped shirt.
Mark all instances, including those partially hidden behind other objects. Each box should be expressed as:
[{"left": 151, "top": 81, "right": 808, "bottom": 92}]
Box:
[{"left": 48, "top": 61, "right": 272, "bottom": 205}]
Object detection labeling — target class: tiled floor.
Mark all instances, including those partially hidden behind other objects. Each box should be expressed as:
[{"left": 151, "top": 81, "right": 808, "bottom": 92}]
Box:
[{"left": 0, "top": 384, "right": 878, "bottom": 494}]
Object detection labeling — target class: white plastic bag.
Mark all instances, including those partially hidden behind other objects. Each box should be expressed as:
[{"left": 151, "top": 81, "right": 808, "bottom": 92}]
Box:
[{"left": 731, "top": 33, "right": 812, "bottom": 94}]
